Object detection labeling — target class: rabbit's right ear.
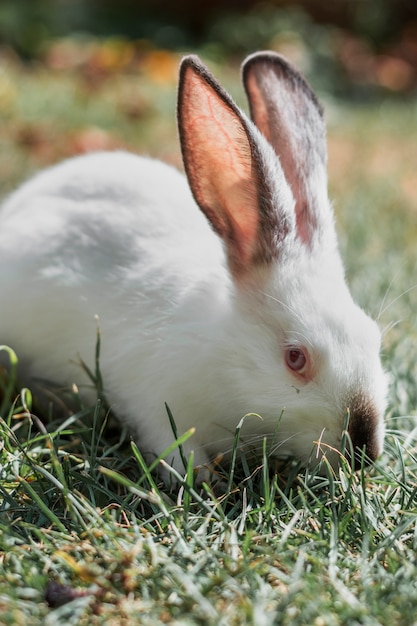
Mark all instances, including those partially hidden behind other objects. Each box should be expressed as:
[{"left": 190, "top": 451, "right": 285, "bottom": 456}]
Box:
[
  {"left": 178, "top": 55, "right": 290, "bottom": 282},
  {"left": 242, "top": 52, "right": 329, "bottom": 247}
]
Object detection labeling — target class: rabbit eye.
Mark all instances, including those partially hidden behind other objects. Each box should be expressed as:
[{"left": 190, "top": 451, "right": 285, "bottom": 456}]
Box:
[{"left": 285, "top": 346, "right": 307, "bottom": 374}]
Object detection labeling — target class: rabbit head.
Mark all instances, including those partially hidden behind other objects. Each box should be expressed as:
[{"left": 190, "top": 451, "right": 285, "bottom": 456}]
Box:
[{"left": 177, "top": 52, "right": 387, "bottom": 469}]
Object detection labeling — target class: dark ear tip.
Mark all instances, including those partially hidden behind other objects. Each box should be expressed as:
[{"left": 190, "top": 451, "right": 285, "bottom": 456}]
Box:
[
  {"left": 179, "top": 55, "right": 219, "bottom": 95},
  {"left": 242, "top": 50, "right": 323, "bottom": 116},
  {"left": 180, "top": 54, "right": 201, "bottom": 67},
  {"left": 179, "top": 54, "right": 206, "bottom": 78},
  {"left": 242, "top": 50, "right": 295, "bottom": 76}
]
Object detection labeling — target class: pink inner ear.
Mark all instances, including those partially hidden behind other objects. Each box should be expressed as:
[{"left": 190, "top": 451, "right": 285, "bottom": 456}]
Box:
[
  {"left": 180, "top": 67, "right": 263, "bottom": 273},
  {"left": 244, "top": 75, "right": 272, "bottom": 145}
]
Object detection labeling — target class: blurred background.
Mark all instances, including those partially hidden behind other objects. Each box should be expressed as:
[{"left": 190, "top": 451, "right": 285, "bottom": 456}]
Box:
[
  {"left": 1, "top": 0, "right": 417, "bottom": 94},
  {"left": 0, "top": 1, "right": 416, "bottom": 415},
  {"left": 0, "top": 0, "right": 416, "bottom": 181},
  {"left": 0, "top": 0, "right": 416, "bottom": 168}
]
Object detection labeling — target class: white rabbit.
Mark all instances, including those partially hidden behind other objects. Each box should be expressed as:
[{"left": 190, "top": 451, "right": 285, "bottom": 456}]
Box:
[{"left": 0, "top": 52, "right": 387, "bottom": 475}]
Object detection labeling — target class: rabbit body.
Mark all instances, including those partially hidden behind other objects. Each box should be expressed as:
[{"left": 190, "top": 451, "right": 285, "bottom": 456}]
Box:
[
  {"left": 0, "top": 53, "right": 387, "bottom": 473},
  {"left": 0, "top": 152, "right": 233, "bottom": 461}
]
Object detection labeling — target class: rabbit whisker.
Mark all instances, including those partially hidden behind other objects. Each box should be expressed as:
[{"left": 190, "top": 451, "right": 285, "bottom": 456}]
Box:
[
  {"left": 377, "top": 282, "right": 417, "bottom": 320},
  {"left": 377, "top": 267, "right": 402, "bottom": 320},
  {"left": 381, "top": 318, "right": 401, "bottom": 339}
]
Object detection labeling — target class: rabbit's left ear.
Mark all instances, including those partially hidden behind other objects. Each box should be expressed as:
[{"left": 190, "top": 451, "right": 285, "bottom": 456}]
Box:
[
  {"left": 242, "top": 52, "right": 329, "bottom": 247},
  {"left": 178, "top": 55, "right": 292, "bottom": 281}
]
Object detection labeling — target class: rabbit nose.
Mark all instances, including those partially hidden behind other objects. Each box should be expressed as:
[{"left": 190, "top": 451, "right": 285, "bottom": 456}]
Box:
[{"left": 346, "top": 397, "right": 381, "bottom": 470}]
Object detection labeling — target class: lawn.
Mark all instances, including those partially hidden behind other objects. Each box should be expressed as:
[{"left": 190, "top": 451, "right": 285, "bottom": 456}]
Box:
[{"left": 0, "top": 44, "right": 417, "bottom": 625}]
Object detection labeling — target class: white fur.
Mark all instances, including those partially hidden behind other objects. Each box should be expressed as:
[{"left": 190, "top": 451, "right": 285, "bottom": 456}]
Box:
[{"left": 0, "top": 54, "right": 387, "bottom": 474}]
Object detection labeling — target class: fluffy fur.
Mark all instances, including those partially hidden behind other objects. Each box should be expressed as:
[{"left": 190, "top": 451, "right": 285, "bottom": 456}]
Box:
[{"left": 0, "top": 53, "right": 387, "bottom": 474}]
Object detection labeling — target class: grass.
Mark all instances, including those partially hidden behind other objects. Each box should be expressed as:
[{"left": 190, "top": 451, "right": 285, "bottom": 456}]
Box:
[
  {"left": 1, "top": 45, "right": 417, "bottom": 625},
  {"left": 2, "top": 392, "right": 417, "bottom": 625}
]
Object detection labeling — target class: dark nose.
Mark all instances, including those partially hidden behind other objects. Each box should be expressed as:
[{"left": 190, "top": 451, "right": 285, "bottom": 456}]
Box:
[{"left": 346, "top": 397, "right": 381, "bottom": 471}]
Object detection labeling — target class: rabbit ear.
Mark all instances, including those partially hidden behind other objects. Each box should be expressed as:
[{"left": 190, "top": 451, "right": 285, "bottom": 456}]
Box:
[
  {"left": 178, "top": 55, "right": 288, "bottom": 280},
  {"left": 242, "top": 52, "right": 328, "bottom": 246}
]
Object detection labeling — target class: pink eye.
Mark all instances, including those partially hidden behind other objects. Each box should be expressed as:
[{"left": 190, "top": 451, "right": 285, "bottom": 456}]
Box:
[{"left": 285, "top": 346, "right": 308, "bottom": 374}]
